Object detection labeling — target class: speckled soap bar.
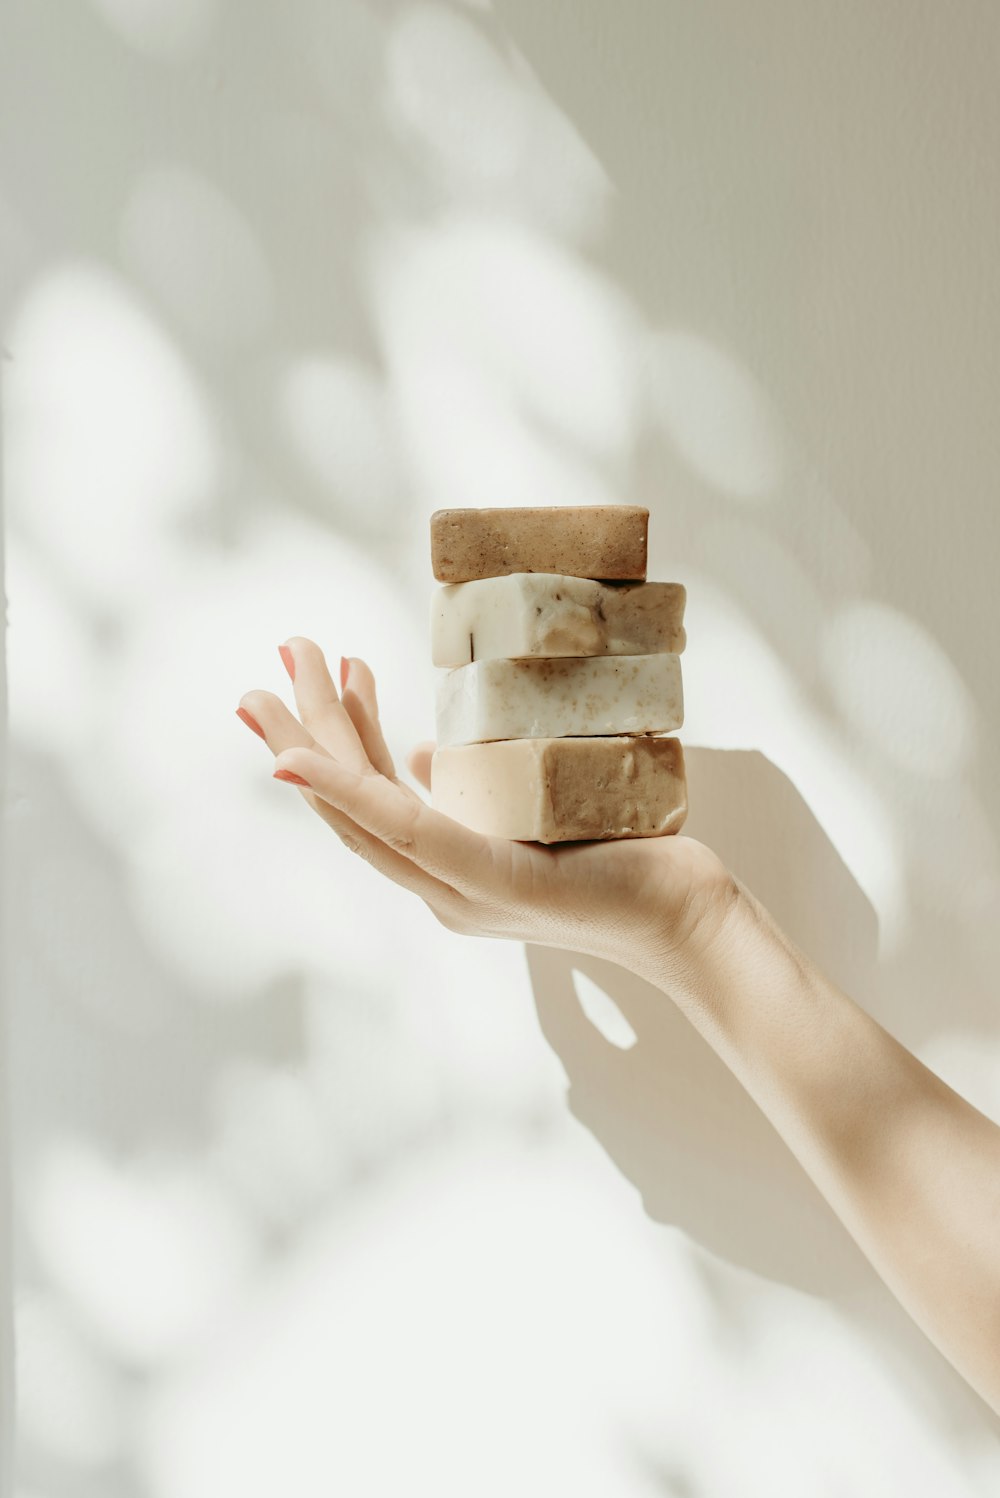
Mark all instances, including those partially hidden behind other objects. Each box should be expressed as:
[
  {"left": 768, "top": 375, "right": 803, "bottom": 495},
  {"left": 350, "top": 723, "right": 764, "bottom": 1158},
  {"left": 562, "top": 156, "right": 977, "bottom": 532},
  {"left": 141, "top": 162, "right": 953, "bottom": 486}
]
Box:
[
  {"left": 432, "top": 736, "right": 687, "bottom": 842},
  {"left": 435, "top": 653, "right": 683, "bottom": 747},
  {"left": 431, "top": 574, "right": 686, "bottom": 667},
  {"left": 431, "top": 506, "right": 648, "bottom": 583}
]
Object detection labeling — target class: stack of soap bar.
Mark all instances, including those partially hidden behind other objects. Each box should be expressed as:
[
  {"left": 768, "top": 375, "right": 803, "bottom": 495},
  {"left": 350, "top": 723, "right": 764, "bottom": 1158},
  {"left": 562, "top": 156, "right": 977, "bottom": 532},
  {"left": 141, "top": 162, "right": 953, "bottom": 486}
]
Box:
[{"left": 429, "top": 505, "right": 688, "bottom": 843}]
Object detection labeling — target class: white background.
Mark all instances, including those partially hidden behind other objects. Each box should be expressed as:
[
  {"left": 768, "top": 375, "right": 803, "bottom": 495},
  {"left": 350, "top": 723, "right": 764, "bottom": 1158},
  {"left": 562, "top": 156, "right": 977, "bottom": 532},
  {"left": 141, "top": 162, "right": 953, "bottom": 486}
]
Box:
[{"left": 3, "top": 2, "right": 1000, "bottom": 1494}]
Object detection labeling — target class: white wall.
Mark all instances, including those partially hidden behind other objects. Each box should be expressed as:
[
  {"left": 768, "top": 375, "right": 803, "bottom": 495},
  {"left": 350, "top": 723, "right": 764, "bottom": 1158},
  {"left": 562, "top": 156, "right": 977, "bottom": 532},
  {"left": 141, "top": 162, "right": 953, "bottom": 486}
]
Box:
[
  {"left": 3, "top": 1, "right": 1000, "bottom": 1494},
  {"left": 1, "top": 388, "right": 12, "bottom": 1498}
]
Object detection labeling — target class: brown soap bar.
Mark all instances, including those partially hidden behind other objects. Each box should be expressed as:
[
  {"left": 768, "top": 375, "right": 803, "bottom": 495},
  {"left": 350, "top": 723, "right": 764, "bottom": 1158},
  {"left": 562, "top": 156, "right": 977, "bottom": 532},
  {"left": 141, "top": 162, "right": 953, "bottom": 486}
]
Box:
[
  {"left": 431, "top": 506, "right": 648, "bottom": 583},
  {"left": 431, "top": 736, "right": 687, "bottom": 843}
]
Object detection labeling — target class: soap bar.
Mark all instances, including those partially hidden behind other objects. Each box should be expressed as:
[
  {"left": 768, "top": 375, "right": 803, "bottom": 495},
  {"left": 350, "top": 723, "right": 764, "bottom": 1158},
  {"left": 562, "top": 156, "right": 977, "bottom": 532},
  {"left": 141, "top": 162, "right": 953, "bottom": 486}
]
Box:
[
  {"left": 431, "top": 506, "right": 648, "bottom": 583},
  {"left": 435, "top": 653, "right": 683, "bottom": 747},
  {"left": 432, "top": 574, "right": 686, "bottom": 667},
  {"left": 432, "top": 736, "right": 687, "bottom": 843}
]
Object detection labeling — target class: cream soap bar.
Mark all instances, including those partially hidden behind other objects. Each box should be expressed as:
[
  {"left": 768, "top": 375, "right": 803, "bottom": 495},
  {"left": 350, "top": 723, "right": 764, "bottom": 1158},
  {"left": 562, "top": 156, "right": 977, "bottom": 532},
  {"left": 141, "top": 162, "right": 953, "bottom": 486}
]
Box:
[
  {"left": 431, "top": 506, "right": 648, "bottom": 583},
  {"left": 435, "top": 653, "right": 683, "bottom": 747},
  {"left": 431, "top": 574, "right": 686, "bottom": 667},
  {"left": 432, "top": 736, "right": 687, "bottom": 843}
]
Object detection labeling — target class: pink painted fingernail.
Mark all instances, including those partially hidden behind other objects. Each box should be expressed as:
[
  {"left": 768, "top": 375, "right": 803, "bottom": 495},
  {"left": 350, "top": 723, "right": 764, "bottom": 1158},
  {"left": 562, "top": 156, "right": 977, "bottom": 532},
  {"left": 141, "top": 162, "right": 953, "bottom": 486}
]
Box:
[
  {"left": 236, "top": 707, "right": 266, "bottom": 741},
  {"left": 278, "top": 644, "right": 295, "bottom": 682},
  {"left": 340, "top": 656, "right": 349, "bottom": 691},
  {"left": 274, "top": 768, "right": 310, "bottom": 787}
]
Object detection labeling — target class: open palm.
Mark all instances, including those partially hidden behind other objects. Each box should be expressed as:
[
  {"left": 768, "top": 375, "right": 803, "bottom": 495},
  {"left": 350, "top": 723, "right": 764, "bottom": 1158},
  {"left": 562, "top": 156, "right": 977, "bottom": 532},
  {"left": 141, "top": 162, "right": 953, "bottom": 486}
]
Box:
[{"left": 238, "top": 638, "right": 732, "bottom": 971}]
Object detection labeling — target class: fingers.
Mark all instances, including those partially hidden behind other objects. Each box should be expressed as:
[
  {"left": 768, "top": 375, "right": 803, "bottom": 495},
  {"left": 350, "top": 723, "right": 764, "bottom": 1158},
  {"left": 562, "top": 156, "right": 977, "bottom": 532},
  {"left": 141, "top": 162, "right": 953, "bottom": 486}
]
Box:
[
  {"left": 273, "top": 746, "right": 492, "bottom": 894},
  {"left": 407, "top": 741, "right": 435, "bottom": 793},
  {"left": 239, "top": 692, "right": 457, "bottom": 908},
  {"left": 280, "top": 637, "right": 371, "bottom": 775},
  {"left": 239, "top": 673, "right": 462, "bottom": 910},
  {"left": 238, "top": 690, "right": 317, "bottom": 755},
  {"left": 340, "top": 657, "right": 396, "bottom": 779}
]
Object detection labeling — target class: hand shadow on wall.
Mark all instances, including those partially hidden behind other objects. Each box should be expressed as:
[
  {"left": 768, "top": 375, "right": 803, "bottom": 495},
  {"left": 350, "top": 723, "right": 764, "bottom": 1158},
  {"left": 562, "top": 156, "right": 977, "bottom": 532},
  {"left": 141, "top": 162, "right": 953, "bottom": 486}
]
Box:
[
  {"left": 527, "top": 746, "right": 878, "bottom": 1299},
  {"left": 527, "top": 747, "right": 999, "bottom": 1429}
]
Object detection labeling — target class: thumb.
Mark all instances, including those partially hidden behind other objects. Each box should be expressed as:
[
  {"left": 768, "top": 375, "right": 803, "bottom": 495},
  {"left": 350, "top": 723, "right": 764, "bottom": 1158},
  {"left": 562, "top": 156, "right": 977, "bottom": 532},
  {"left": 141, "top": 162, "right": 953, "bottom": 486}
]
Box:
[{"left": 407, "top": 740, "right": 435, "bottom": 793}]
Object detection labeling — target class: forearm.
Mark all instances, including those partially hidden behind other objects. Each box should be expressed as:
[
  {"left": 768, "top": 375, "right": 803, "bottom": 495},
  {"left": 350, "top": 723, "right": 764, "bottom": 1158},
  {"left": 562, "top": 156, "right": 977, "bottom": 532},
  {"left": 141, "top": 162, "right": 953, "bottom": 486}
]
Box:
[{"left": 636, "top": 883, "right": 1000, "bottom": 1412}]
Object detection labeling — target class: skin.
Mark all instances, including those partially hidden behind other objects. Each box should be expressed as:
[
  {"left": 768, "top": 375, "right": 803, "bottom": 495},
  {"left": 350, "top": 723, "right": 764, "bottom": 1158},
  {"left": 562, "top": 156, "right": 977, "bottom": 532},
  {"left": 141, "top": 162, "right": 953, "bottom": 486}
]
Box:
[{"left": 240, "top": 636, "right": 1000, "bottom": 1414}]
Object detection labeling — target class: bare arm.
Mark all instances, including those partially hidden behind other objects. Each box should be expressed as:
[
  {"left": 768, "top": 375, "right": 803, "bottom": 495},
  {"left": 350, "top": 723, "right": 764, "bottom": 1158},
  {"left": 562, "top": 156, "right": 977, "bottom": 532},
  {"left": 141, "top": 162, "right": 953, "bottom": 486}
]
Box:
[
  {"left": 647, "top": 886, "right": 1000, "bottom": 1411},
  {"left": 239, "top": 638, "right": 1000, "bottom": 1412}
]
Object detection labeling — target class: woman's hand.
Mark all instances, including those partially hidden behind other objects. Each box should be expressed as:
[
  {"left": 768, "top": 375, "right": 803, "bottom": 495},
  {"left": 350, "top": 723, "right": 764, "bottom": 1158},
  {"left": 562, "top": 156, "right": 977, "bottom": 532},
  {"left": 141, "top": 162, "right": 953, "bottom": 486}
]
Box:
[{"left": 237, "top": 637, "right": 736, "bottom": 977}]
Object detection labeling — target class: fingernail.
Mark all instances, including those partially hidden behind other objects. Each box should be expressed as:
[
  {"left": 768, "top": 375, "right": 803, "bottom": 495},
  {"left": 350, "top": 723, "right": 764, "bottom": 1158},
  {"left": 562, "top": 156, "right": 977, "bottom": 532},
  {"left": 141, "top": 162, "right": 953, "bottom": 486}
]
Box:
[
  {"left": 340, "top": 656, "right": 350, "bottom": 691},
  {"left": 236, "top": 707, "right": 266, "bottom": 741},
  {"left": 274, "top": 768, "right": 310, "bottom": 787},
  {"left": 278, "top": 644, "right": 295, "bottom": 682}
]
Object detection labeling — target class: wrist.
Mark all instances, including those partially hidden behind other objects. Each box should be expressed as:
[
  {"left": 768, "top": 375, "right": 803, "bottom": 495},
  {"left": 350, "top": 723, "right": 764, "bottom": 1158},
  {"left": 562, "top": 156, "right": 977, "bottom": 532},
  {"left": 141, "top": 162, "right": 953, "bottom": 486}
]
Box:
[
  {"left": 628, "top": 858, "right": 749, "bottom": 989},
  {"left": 629, "top": 868, "right": 802, "bottom": 1019}
]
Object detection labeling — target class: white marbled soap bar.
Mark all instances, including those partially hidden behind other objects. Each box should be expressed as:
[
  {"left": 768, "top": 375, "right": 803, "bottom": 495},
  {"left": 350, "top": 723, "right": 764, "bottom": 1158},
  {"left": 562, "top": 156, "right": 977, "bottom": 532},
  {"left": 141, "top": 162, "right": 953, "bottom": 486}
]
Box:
[
  {"left": 435, "top": 654, "right": 683, "bottom": 747},
  {"left": 431, "top": 573, "right": 686, "bottom": 667}
]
